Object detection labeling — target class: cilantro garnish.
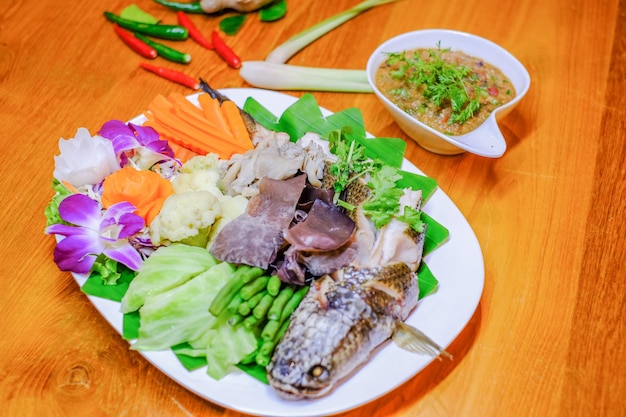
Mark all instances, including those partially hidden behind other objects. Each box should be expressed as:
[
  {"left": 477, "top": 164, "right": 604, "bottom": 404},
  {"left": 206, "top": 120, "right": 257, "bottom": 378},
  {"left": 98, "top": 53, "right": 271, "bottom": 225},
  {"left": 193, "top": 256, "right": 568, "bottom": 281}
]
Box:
[
  {"left": 328, "top": 131, "right": 425, "bottom": 232},
  {"left": 328, "top": 128, "right": 379, "bottom": 207},
  {"left": 385, "top": 42, "right": 484, "bottom": 124}
]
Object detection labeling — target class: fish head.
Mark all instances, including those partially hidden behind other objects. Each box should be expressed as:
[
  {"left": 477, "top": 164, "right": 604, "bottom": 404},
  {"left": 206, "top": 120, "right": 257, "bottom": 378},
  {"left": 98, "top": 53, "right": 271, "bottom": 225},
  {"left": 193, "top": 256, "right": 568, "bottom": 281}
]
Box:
[{"left": 267, "top": 285, "right": 372, "bottom": 400}]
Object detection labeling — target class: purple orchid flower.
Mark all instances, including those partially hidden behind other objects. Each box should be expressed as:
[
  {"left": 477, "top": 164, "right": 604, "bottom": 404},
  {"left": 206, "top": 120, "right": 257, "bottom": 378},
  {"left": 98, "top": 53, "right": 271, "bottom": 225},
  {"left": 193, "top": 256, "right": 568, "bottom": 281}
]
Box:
[
  {"left": 46, "top": 194, "right": 145, "bottom": 274},
  {"left": 98, "top": 120, "right": 179, "bottom": 173}
]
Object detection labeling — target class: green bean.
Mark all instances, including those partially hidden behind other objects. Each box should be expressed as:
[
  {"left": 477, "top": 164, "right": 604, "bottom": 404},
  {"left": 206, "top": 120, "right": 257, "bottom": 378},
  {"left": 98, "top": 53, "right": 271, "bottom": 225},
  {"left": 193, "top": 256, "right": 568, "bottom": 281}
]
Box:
[
  {"left": 240, "top": 276, "right": 269, "bottom": 300},
  {"left": 266, "top": 275, "right": 282, "bottom": 296},
  {"left": 237, "top": 301, "right": 252, "bottom": 316},
  {"left": 246, "top": 290, "right": 266, "bottom": 309},
  {"left": 225, "top": 294, "right": 244, "bottom": 316},
  {"left": 252, "top": 293, "right": 274, "bottom": 320},
  {"left": 209, "top": 266, "right": 264, "bottom": 316},
  {"left": 279, "top": 285, "right": 309, "bottom": 322},
  {"left": 267, "top": 286, "right": 294, "bottom": 321},
  {"left": 228, "top": 313, "right": 244, "bottom": 326},
  {"left": 239, "top": 348, "right": 258, "bottom": 365},
  {"left": 256, "top": 319, "right": 290, "bottom": 366},
  {"left": 260, "top": 319, "right": 280, "bottom": 341},
  {"left": 243, "top": 315, "right": 259, "bottom": 329}
]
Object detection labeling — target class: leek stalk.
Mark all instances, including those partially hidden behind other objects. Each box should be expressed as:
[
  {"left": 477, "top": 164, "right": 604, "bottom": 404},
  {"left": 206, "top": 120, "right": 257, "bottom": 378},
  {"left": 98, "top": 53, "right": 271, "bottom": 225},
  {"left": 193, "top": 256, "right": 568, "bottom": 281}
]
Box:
[
  {"left": 266, "top": 0, "right": 401, "bottom": 64},
  {"left": 240, "top": 61, "right": 373, "bottom": 92}
]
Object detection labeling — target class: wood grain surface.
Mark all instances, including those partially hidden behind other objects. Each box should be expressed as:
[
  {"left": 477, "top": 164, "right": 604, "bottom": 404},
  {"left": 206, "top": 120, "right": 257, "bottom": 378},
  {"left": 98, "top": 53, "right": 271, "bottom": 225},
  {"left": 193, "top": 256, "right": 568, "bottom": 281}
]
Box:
[{"left": 1, "top": 0, "right": 624, "bottom": 416}]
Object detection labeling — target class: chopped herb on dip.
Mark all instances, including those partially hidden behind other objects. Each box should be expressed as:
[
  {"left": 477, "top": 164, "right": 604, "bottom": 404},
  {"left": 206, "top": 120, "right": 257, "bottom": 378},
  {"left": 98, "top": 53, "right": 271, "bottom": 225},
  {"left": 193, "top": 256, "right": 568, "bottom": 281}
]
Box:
[{"left": 375, "top": 42, "right": 516, "bottom": 135}]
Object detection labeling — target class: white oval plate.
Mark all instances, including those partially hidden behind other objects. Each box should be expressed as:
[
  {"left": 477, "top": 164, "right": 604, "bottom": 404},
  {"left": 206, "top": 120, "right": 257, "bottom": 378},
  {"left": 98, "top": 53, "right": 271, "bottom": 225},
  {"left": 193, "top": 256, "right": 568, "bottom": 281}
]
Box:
[{"left": 72, "top": 88, "right": 484, "bottom": 417}]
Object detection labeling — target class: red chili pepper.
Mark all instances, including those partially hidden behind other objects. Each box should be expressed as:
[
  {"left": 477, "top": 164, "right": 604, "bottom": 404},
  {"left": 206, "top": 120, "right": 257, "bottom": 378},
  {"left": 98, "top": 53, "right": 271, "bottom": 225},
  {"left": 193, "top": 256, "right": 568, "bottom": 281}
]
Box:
[
  {"left": 176, "top": 11, "right": 213, "bottom": 50},
  {"left": 211, "top": 30, "right": 241, "bottom": 69},
  {"left": 113, "top": 24, "right": 157, "bottom": 59},
  {"left": 139, "top": 62, "right": 199, "bottom": 89}
]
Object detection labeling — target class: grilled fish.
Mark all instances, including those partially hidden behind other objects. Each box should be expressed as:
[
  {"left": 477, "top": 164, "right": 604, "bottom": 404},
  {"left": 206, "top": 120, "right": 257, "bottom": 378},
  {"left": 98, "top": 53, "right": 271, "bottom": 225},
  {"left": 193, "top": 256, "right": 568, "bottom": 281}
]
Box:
[{"left": 267, "top": 189, "right": 450, "bottom": 400}]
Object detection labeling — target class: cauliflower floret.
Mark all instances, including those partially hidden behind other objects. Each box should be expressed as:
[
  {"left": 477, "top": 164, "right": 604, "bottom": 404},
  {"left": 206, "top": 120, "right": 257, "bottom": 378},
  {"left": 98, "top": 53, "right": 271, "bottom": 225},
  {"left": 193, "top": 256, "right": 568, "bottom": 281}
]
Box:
[
  {"left": 208, "top": 194, "right": 249, "bottom": 244},
  {"left": 172, "top": 154, "right": 223, "bottom": 197},
  {"left": 150, "top": 191, "right": 222, "bottom": 247}
]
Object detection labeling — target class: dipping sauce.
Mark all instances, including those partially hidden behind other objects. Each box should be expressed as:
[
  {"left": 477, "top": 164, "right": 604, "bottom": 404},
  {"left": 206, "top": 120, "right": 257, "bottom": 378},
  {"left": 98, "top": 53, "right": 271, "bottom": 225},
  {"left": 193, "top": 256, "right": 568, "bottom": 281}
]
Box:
[{"left": 375, "top": 45, "right": 516, "bottom": 135}]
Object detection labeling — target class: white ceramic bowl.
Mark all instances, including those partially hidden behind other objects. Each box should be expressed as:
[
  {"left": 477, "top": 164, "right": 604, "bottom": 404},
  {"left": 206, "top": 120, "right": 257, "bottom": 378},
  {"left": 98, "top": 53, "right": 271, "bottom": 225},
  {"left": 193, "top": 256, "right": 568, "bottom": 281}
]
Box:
[{"left": 366, "top": 29, "right": 530, "bottom": 157}]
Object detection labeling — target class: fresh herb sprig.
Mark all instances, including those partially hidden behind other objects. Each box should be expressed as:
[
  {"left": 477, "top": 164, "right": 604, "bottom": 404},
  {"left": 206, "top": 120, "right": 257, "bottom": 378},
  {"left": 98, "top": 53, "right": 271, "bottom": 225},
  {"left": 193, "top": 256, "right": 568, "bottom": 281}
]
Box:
[
  {"left": 328, "top": 128, "right": 379, "bottom": 208},
  {"left": 328, "top": 129, "right": 425, "bottom": 232},
  {"left": 386, "top": 42, "right": 484, "bottom": 124}
]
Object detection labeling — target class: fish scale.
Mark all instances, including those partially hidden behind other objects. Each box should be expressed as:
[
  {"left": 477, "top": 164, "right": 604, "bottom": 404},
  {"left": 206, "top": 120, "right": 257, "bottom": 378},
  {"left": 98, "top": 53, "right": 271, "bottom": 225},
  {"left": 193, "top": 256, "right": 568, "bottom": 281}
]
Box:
[{"left": 267, "top": 262, "right": 416, "bottom": 399}]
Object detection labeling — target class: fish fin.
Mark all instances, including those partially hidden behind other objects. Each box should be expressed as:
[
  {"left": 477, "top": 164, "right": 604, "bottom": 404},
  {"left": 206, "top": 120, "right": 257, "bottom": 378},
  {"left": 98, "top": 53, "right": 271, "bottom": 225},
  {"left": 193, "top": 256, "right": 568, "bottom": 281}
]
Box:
[{"left": 392, "top": 321, "right": 453, "bottom": 360}]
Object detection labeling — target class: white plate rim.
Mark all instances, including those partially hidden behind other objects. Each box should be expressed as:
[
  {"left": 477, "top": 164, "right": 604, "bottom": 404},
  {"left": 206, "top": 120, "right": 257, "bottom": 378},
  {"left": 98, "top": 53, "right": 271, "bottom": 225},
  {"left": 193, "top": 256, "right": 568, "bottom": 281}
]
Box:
[{"left": 71, "top": 88, "right": 484, "bottom": 417}]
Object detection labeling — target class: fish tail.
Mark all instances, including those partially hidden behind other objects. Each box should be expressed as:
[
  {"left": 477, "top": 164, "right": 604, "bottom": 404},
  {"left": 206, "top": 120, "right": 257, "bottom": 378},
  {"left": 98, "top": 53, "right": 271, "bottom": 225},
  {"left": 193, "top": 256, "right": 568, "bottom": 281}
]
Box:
[{"left": 392, "top": 321, "right": 453, "bottom": 360}]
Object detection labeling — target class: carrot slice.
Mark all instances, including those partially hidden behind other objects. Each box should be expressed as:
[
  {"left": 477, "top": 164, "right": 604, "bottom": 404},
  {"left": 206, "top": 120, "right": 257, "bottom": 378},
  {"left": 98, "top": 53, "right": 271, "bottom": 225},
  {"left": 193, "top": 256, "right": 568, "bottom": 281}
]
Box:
[
  {"left": 143, "top": 92, "right": 252, "bottom": 159},
  {"left": 221, "top": 100, "right": 253, "bottom": 151},
  {"left": 168, "top": 140, "right": 198, "bottom": 163}
]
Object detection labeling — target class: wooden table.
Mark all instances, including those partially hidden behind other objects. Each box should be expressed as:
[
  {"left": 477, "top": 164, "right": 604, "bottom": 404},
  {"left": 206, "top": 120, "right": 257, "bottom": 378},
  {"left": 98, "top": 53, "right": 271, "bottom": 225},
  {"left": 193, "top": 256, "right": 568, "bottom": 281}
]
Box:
[{"left": 1, "top": 0, "right": 624, "bottom": 416}]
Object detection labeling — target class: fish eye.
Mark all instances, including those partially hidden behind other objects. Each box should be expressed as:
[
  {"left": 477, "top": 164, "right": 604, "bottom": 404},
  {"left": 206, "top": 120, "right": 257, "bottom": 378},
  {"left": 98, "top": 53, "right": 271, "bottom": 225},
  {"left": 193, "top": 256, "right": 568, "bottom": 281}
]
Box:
[{"left": 308, "top": 365, "right": 329, "bottom": 381}]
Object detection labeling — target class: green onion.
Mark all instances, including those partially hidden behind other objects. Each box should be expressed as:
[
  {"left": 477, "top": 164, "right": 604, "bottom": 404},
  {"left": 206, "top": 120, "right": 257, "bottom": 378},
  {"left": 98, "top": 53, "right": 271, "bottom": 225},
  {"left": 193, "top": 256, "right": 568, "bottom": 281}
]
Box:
[
  {"left": 265, "top": 0, "right": 401, "bottom": 64},
  {"left": 239, "top": 61, "right": 373, "bottom": 92}
]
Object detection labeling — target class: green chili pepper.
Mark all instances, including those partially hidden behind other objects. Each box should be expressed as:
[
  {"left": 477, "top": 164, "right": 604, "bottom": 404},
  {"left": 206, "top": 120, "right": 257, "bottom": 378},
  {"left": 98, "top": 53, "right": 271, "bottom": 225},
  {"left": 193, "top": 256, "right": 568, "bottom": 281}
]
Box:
[
  {"left": 103, "top": 11, "right": 189, "bottom": 40},
  {"left": 134, "top": 32, "right": 191, "bottom": 64},
  {"left": 153, "top": 0, "right": 204, "bottom": 13}
]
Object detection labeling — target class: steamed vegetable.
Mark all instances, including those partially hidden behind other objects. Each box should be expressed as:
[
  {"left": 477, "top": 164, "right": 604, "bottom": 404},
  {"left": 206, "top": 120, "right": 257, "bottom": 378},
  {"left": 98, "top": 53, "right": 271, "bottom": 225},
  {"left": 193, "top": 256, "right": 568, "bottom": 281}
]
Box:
[
  {"left": 150, "top": 154, "right": 248, "bottom": 247},
  {"left": 143, "top": 92, "right": 253, "bottom": 159},
  {"left": 121, "top": 244, "right": 218, "bottom": 313},
  {"left": 101, "top": 166, "right": 174, "bottom": 226},
  {"left": 149, "top": 191, "right": 222, "bottom": 247},
  {"left": 132, "top": 262, "right": 236, "bottom": 350}
]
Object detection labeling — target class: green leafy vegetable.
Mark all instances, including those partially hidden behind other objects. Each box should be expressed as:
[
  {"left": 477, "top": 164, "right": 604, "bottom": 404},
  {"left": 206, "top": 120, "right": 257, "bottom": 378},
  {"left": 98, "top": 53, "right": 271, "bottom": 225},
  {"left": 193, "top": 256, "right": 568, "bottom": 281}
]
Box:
[
  {"left": 44, "top": 179, "right": 72, "bottom": 227},
  {"left": 421, "top": 212, "right": 450, "bottom": 255},
  {"left": 219, "top": 14, "right": 247, "bottom": 35},
  {"left": 120, "top": 4, "right": 159, "bottom": 24},
  {"left": 259, "top": 0, "right": 287, "bottom": 21},
  {"left": 123, "top": 311, "right": 141, "bottom": 340},
  {"left": 82, "top": 259, "right": 136, "bottom": 302},
  {"left": 121, "top": 244, "right": 218, "bottom": 313},
  {"left": 361, "top": 165, "right": 404, "bottom": 228},
  {"left": 172, "top": 342, "right": 208, "bottom": 370},
  {"left": 132, "top": 262, "right": 235, "bottom": 351},
  {"left": 202, "top": 323, "right": 257, "bottom": 379},
  {"left": 417, "top": 262, "right": 439, "bottom": 299}
]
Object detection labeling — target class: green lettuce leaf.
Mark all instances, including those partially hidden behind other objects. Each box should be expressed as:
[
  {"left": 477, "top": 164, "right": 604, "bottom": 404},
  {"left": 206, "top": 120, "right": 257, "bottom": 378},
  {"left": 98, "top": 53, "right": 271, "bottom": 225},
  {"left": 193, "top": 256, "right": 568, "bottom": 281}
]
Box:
[
  {"left": 82, "top": 259, "right": 135, "bottom": 302},
  {"left": 44, "top": 179, "right": 73, "bottom": 227}
]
